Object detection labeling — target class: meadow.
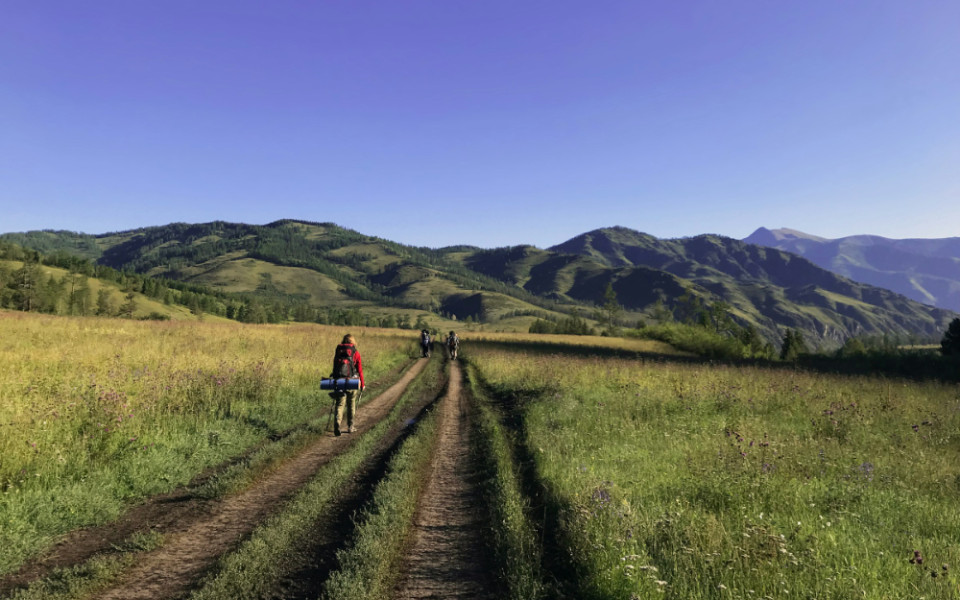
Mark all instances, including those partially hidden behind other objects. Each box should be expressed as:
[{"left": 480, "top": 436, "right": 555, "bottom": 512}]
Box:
[
  {"left": 0, "top": 310, "right": 413, "bottom": 576},
  {"left": 469, "top": 343, "right": 960, "bottom": 599},
  {"left": 5, "top": 307, "right": 960, "bottom": 600}
]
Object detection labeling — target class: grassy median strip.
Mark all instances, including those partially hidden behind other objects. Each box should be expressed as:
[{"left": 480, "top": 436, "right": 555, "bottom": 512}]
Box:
[
  {"left": 319, "top": 376, "right": 444, "bottom": 600},
  {"left": 187, "top": 358, "right": 443, "bottom": 600},
  {"left": 466, "top": 363, "right": 547, "bottom": 600}
]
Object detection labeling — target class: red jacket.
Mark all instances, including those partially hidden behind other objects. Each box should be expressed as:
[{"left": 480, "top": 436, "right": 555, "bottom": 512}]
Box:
[{"left": 332, "top": 343, "right": 365, "bottom": 389}]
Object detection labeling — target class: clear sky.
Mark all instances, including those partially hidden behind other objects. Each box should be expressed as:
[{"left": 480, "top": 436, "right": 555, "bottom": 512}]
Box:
[{"left": 2, "top": 1, "right": 958, "bottom": 249}]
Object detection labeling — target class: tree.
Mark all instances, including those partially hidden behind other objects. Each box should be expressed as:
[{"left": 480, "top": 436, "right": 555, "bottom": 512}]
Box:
[
  {"left": 649, "top": 299, "right": 673, "bottom": 324},
  {"left": 529, "top": 319, "right": 556, "bottom": 334},
  {"left": 837, "top": 337, "right": 867, "bottom": 358},
  {"left": 709, "top": 301, "right": 735, "bottom": 335},
  {"left": 780, "top": 329, "right": 808, "bottom": 361},
  {"left": 239, "top": 300, "right": 268, "bottom": 324},
  {"left": 674, "top": 291, "right": 705, "bottom": 325},
  {"left": 96, "top": 288, "right": 116, "bottom": 316},
  {"left": 118, "top": 292, "right": 137, "bottom": 318},
  {"left": 414, "top": 314, "right": 430, "bottom": 331},
  {"left": 12, "top": 262, "right": 44, "bottom": 312},
  {"left": 67, "top": 274, "right": 92, "bottom": 316},
  {"left": 596, "top": 281, "right": 623, "bottom": 335},
  {"left": 941, "top": 318, "right": 960, "bottom": 356}
]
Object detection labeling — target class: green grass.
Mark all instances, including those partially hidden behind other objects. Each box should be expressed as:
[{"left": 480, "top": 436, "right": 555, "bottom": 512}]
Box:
[
  {"left": 465, "top": 362, "right": 547, "bottom": 600},
  {"left": 469, "top": 342, "right": 960, "bottom": 599}
]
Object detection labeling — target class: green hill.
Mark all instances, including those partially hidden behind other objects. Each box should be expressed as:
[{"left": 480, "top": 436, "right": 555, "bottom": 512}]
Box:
[
  {"left": 0, "top": 244, "right": 226, "bottom": 322},
  {"left": 2, "top": 221, "right": 575, "bottom": 330},
  {"left": 540, "top": 227, "right": 955, "bottom": 345},
  {"left": 745, "top": 227, "right": 960, "bottom": 311},
  {"left": 3, "top": 221, "right": 955, "bottom": 346}
]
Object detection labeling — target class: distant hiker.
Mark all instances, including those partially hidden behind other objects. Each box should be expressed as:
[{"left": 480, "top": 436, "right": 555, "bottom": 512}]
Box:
[
  {"left": 330, "top": 334, "right": 365, "bottom": 436},
  {"left": 446, "top": 330, "right": 460, "bottom": 360},
  {"left": 420, "top": 329, "right": 431, "bottom": 358}
]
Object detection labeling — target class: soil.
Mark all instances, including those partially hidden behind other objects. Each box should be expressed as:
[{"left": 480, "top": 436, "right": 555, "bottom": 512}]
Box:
[
  {"left": 0, "top": 359, "right": 428, "bottom": 600},
  {"left": 393, "top": 361, "right": 496, "bottom": 599}
]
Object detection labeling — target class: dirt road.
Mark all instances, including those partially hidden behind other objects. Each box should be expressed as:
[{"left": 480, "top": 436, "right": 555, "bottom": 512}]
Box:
[
  {"left": 394, "top": 361, "right": 495, "bottom": 599},
  {"left": 67, "top": 359, "right": 428, "bottom": 600}
]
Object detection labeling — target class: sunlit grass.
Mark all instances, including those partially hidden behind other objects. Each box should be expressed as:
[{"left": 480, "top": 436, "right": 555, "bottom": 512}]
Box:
[
  {"left": 463, "top": 330, "right": 687, "bottom": 356},
  {"left": 0, "top": 311, "right": 414, "bottom": 576},
  {"left": 470, "top": 342, "right": 960, "bottom": 599}
]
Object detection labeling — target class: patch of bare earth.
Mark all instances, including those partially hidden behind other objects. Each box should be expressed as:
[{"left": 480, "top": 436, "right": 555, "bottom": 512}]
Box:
[
  {"left": 1, "top": 359, "right": 427, "bottom": 600},
  {"left": 394, "top": 361, "right": 496, "bottom": 600}
]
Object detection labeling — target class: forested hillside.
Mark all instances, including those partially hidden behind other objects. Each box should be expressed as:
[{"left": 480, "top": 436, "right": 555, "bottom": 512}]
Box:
[
  {"left": 3, "top": 221, "right": 955, "bottom": 347},
  {"left": 0, "top": 241, "right": 230, "bottom": 321}
]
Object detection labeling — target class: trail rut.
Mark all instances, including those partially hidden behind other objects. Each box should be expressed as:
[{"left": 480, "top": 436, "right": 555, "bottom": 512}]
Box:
[{"left": 394, "top": 361, "right": 495, "bottom": 599}]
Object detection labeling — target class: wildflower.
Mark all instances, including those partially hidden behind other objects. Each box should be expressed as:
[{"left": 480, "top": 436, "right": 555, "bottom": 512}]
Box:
[{"left": 910, "top": 550, "right": 923, "bottom": 565}]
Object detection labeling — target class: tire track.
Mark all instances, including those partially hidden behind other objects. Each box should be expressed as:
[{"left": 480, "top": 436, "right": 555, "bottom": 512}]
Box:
[
  {"left": 89, "top": 358, "right": 429, "bottom": 600},
  {"left": 394, "top": 361, "right": 495, "bottom": 600}
]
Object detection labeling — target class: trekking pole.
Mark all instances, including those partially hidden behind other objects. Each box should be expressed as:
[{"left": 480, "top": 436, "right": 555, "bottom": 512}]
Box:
[{"left": 324, "top": 394, "right": 336, "bottom": 433}]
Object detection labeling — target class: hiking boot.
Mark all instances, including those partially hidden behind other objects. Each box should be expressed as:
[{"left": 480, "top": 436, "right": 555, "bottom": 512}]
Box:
[
  {"left": 334, "top": 428, "right": 341, "bottom": 437},
  {"left": 348, "top": 425, "right": 355, "bottom": 433}
]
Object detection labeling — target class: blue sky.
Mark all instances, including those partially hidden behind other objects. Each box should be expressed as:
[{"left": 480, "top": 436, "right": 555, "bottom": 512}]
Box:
[{"left": 2, "top": 1, "right": 958, "bottom": 248}]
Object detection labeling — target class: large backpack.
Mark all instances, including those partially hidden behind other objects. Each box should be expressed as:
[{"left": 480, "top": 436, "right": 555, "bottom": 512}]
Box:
[
  {"left": 448, "top": 334, "right": 459, "bottom": 349},
  {"left": 332, "top": 344, "right": 358, "bottom": 378},
  {"left": 421, "top": 331, "right": 430, "bottom": 344}
]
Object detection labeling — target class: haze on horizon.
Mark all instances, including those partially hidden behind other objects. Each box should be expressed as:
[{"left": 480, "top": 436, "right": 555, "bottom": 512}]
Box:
[{"left": 2, "top": 1, "right": 958, "bottom": 249}]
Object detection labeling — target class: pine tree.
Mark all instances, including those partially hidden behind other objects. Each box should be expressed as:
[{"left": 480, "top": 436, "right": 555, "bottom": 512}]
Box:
[
  {"left": 119, "top": 292, "right": 137, "bottom": 318},
  {"left": 941, "top": 318, "right": 960, "bottom": 356},
  {"left": 96, "top": 288, "right": 116, "bottom": 316},
  {"left": 597, "top": 281, "right": 623, "bottom": 335},
  {"left": 780, "top": 329, "right": 808, "bottom": 361},
  {"left": 13, "top": 262, "right": 44, "bottom": 312}
]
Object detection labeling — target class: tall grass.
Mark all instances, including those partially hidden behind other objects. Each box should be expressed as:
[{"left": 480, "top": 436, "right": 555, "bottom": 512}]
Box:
[
  {"left": 0, "top": 311, "right": 413, "bottom": 576},
  {"left": 470, "top": 342, "right": 960, "bottom": 599},
  {"left": 466, "top": 363, "right": 547, "bottom": 600}
]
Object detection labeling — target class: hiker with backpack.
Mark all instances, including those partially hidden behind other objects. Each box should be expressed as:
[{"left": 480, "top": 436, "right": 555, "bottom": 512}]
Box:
[
  {"left": 419, "top": 329, "right": 431, "bottom": 358},
  {"left": 330, "top": 333, "right": 365, "bottom": 436},
  {"left": 446, "top": 330, "right": 460, "bottom": 360}
]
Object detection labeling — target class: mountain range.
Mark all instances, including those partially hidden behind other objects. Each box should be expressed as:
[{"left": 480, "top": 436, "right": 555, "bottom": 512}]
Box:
[
  {"left": 744, "top": 227, "right": 960, "bottom": 312},
  {"left": 2, "top": 221, "right": 955, "bottom": 347}
]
